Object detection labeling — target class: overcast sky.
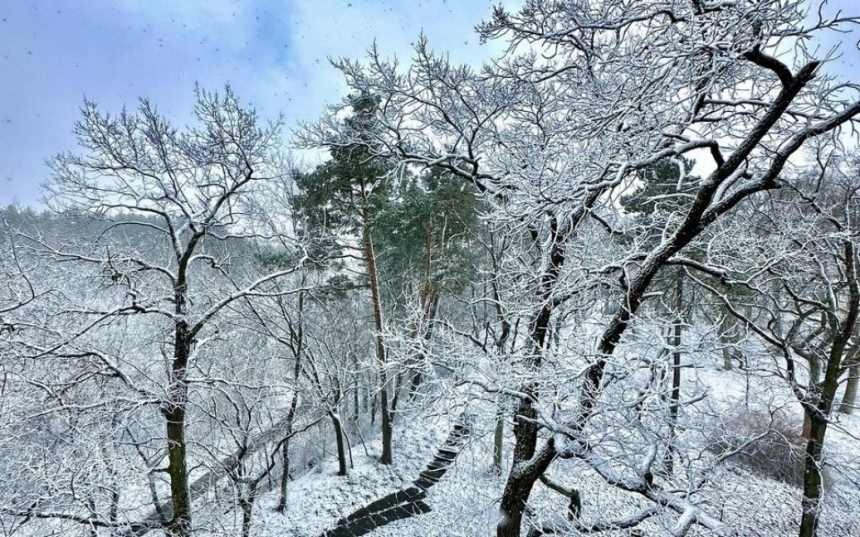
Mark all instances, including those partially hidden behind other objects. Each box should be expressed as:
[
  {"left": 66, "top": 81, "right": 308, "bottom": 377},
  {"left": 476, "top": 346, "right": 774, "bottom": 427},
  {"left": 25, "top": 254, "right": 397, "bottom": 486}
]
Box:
[
  {"left": 0, "top": 0, "right": 503, "bottom": 206},
  {"left": 1, "top": 0, "right": 858, "bottom": 206}
]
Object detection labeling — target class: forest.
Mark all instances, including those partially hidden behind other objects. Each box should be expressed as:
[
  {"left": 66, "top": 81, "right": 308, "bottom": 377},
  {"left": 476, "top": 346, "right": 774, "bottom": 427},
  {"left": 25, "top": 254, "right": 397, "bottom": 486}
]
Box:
[{"left": 2, "top": 1, "right": 860, "bottom": 536}]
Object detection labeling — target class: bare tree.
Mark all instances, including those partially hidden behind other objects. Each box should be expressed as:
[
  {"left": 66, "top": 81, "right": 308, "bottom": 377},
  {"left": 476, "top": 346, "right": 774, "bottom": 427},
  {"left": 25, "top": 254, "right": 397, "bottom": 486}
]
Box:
[
  {"left": 5, "top": 87, "right": 306, "bottom": 536},
  {"left": 0, "top": 214, "right": 40, "bottom": 331},
  {"left": 690, "top": 149, "right": 860, "bottom": 537},
  {"left": 300, "top": 1, "right": 860, "bottom": 535}
]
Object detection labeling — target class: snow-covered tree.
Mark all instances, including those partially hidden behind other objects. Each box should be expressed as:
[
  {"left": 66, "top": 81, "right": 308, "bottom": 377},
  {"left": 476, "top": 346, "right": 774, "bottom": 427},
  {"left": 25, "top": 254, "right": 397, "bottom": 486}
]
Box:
[
  {"left": 691, "top": 148, "right": 860, "bottom": 536},
  {"left": 2, "top": 87, "right": 307, "bottom": 537},
  {"left": 300, "top": 1, "right": 860, "bottom": 535}
]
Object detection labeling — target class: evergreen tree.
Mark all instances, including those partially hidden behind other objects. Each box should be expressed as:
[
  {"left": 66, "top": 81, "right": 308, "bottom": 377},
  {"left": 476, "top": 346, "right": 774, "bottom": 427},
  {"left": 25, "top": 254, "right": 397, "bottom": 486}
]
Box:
[{"left": 293, "top": 94, "right": 397, "bottom": 464}]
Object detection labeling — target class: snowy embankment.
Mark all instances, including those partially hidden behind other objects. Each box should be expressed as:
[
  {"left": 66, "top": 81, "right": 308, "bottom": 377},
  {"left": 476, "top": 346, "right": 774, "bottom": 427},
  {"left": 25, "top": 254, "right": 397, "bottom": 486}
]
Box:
[{"left": 214, "top": 366, "right": 859, "bottom": 537}]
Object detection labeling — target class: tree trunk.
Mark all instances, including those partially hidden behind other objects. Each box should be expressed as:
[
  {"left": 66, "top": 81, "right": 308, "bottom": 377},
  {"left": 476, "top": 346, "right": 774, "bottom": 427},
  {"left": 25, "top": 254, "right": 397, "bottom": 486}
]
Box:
[
  {"left": 664, "top": 275, "right": 683, "bottom": 475},
  {"left": 380, "top": 390, "right": 393, "bottom": 465},
  {"left": 497, "top": 445, "right": 555, "bottom": 537},
  {"left": 799, "top": 411, "right": 827, "bottom": 537},
  {"left": 800, "top": 241, "right": 859, "bottom": 537},
  {"left": 239, "top": 486, "right": 257, "bottom": 537},
  {"left": 408, "top": 371, "right": 423, "bottom": 400},
  {"left": 664, "top": 318, "right": 682, "bottom": 475},
  {"left": 802, "top": 358, "right": 822, "bottom": 439},
  {"left": 163, "top": 316, "right": 192, "bottom": 537},
  {"left": 390, "top": 372, "right": 405, "bottom": 418},
  {"left": 86, "top": 497, "right": 98, "bottom": 537},
  {"left": 721, "top": 345, "right": 732, "bottom": 371},
  {"left": 720, "top": 311, "right": 738, "bottom": 371},
  {"left": 352, "top": 352, "right": 361, "bottom": 427},
  {"left": 277, "top": 335, "right": 302, "bottom": 513},
  {"left": 837, "top": 365, "right": 858, "bottom": 415},
  {"left": 800, "top": 346, "right": 851, "bottom": 536},
  {"left": 802, "top": 411, "right": 812, "bottom": 439},
  {"left": 276, "top": 438, "right": 291, "bottom": 513},
  {"left": 163, "top": 400, "right": 191, "bottom": 536},
  {"left": 493, "top": 408, "right": 504, "bottom": 473},
  {"left": 362, "top": 220, "right": 392, "bottom": 465},
  {"left": 497, "top": 219, "right": 568, "bottom": 537},
  {"left": 109, "top": 479, "right": 120, "bottom": 529},
  {"left": 344, "top": 426, "right": 355, "bottom": 469},
  {"left": 332, "top": 412, "right": 348, "bottom": 476},
  {"left": 104, "top": 414, "right": 121, "bottom": 528}
]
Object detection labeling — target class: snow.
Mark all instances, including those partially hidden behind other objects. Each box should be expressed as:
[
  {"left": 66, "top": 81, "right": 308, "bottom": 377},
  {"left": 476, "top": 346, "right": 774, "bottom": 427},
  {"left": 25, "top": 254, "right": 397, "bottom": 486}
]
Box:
[
  {"left": 203, "top": 366, "right": 860, "bottom": 537},
  {"left": 222, "top": 414, "right": 455, "bottom": 537}
]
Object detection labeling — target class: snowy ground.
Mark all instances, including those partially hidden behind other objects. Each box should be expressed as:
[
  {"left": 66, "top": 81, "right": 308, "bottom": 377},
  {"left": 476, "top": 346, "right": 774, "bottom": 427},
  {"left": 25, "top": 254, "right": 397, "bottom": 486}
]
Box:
[{"left": 206, "top": 366, "right": 860, "bottom": 537}]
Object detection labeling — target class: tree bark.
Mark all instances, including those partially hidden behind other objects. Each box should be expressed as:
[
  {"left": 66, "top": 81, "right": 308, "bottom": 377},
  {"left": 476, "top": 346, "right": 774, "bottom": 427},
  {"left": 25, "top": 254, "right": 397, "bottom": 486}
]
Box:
[
  {"left": 332, "top": 412, "right": 349, "bottom": 476},
  {"left": 277, "top": 294, "right": 304, "bottom": 513},
  {"left": 239, "top": 486, "right": 257, "bottom": 537},
  {"left": 837, "top": 365, "right": 858, "bottom": 415},
  {"left": 276, "top": 438, "right": 292, "bottom": 513},
  {"left": 276, "top": 386, "right": 300, "bottom": 513},
  {"left": 497, "top": 218, "right": 568, "bottom": 536},
  {"left": 802, "top": 358, "right": 822, "bottom": 439},
  {"left": 163, "top": 395, "right": 191, "bottom": 536},
  {"left": 720, "top": 312, "right": 737, "bottom": 371},
  {"left": 353, "top": 351, "right": 361, "bottom": 427},
  {"left": 163, "top": 307, "right": 192, "bottom": 537},
  {"left": 362, "top": 217, "right": 393, "bottom": 465},
  {"left": 493, "top": 408, "right": 505, "bottom": 473},
  {"left": 799, "top": 242, "right": 859, "bottom": 537},
  {"left": 721, "top": 345, "right": 733, "bottom": 371},
  {"left": 497, "top": 445, "right": 556, "bottom": 537},
  {"left": 664, "top": 275, "right": 683, "bottom": 475},
  {"left": 799, "top": 410, "right": 827, "bottom": 537}
]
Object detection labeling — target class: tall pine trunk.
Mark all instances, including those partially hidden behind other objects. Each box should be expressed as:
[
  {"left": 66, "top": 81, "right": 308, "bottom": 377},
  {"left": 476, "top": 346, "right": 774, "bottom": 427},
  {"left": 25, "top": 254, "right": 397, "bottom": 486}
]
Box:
[{"left": 362, "top": 220, "right": 392, "bottom": 465}]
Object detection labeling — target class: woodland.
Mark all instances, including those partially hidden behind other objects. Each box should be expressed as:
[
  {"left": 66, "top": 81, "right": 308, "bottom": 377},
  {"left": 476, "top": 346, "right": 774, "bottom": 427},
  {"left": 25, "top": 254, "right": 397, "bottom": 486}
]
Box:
[{"left": 2, "top": 1, "right": 860, "bottom": 536}]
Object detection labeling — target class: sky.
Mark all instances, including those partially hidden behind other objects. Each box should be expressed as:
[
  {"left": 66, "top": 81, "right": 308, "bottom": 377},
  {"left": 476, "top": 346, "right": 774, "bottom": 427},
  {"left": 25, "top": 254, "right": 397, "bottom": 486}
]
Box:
[
  {"left": 1, "top": 0, "right": 858, "bottom": 207},
  {"left": 0, "top": 0, "right": 501, "bottom": 206}
]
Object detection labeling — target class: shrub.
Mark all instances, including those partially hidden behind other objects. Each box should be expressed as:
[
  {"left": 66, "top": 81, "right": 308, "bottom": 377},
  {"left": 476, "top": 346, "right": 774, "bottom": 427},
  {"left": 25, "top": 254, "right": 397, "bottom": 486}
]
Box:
[{"left": 707, "top": 407, "right": 806, "bottom": 486}]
